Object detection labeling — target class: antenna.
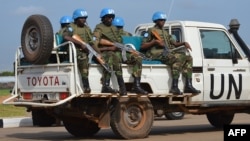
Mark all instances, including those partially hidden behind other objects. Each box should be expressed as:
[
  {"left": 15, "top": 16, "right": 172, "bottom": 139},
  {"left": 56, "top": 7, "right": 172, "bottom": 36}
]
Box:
[
  {"left": 167, "top": 0, "right": 174, "bottom": 21},
  {"left": 167, "top": 0, "right": 174, "bottom": 34}
]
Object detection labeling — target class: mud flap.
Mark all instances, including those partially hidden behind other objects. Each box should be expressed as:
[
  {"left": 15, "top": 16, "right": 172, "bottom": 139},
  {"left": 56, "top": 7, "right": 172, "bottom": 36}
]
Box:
[{"left": 98, "top": 109, "right": 110, "bottom": 128}]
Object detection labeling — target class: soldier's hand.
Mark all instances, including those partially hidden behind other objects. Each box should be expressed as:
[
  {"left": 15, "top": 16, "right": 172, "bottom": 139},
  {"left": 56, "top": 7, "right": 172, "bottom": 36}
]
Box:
[
  {"left": 99, "top": 54, "right": 104, "bottom": 60},
  {"left": 81, "top": 44, "right": 86, "bottom": 49},
  {"left": 81, "top": 44, "right": 89, "bottom": 53},
  {"left": 184, "top": 42, "right": 192, "bottom": 51},
  {"left": 154, "top": 40, "right": 165, "bottom": 47},
  {"left": 109, "top": 46, "right": 117, "bottom": 51}
]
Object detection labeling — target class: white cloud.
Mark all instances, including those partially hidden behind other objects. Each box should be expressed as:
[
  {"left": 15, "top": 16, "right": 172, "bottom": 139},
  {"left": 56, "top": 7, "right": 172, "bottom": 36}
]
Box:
[{"left": 15, "top": 6, "right": 45, "bottom": 15}]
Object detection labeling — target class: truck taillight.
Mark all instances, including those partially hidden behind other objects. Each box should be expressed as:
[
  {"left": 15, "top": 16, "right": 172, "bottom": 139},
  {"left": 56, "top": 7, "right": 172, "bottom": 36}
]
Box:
[
  {"left": 22, "top": 93, "right": 32, "bottom": 100},
  {"left": 59, "top": 92, "right": 69, "bottom": 100}
]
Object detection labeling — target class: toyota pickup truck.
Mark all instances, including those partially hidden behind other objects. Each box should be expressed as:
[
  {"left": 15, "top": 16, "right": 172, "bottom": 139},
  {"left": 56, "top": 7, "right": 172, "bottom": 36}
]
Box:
[{"left": 3, "top": 14, "right": 250, "bottom": 139}]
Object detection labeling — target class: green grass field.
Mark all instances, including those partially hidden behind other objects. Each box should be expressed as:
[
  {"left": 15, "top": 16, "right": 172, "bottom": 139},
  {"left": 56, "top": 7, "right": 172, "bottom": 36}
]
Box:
[
  {"left": 0, "top": 89, "right": 11, "bottom": 96},
  {"left": 0, "top": 89, "right": 29, "bottom": 118}
]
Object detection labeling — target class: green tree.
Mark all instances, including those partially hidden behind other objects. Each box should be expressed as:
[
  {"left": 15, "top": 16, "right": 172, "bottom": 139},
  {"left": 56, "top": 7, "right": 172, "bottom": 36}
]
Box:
[{"left": 0, "top": 71, "right": 14, "bottom": 76}]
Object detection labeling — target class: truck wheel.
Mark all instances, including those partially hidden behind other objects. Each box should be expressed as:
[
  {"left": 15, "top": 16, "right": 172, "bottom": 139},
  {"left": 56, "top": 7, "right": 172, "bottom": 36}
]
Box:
[
  {"left": 21, "top": 14, "right": 53, "bottom": 64},
  {"left": 110, "top": 97, "right": 154, "bottom": 139},
  {"left": 206, "top": 112, "right": 234, "bottom": 128},
  {"left": 165, "top": 112, "right": 185, "bottom": 120},
  {"left": 32, "top": 109, "right": 56, "bottom": 127},
  {"left": 63, "top": 118, "right": 100, "bottom": 137}
]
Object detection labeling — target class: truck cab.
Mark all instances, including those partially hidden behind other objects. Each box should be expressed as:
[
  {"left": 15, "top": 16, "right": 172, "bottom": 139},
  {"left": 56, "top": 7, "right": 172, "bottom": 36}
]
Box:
[{"left": 134, "top": 20, "right": 250, "bottom": 104}]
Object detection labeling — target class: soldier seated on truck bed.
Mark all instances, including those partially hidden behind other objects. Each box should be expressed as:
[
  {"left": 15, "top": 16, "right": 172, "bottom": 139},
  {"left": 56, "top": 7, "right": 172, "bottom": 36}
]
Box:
[
  {"left": 112, "top": 16, "right": 148, "bottom": 95},
  {"left": 93, "top": 8, "right": 148, "bottom": 95},
  {"left": 59, "top": 9, "right": 101, "bottom": 94},
  {"left": 140, "top": 11, "right": 201, "bottom": 95}
]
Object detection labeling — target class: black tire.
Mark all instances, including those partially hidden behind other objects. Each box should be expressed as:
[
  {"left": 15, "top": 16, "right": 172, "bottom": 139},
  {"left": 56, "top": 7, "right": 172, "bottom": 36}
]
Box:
[
  {"left": 21, "top": 14, "right": 54, "bottom": 64},
  {"left": 165, "top": 112, "right": 185, "bottom": 120},
  {"left": 110, "top": 97, "right": 154, "bottom": 139},
  {"left": 63, "top": 118, "right": 100, "bottom": 137},
  {"left": 32, "top": 109, "right": 56, "bottom": 127},
  {"left": 206, "top": 112, "right": 234, "bottom": 128}
]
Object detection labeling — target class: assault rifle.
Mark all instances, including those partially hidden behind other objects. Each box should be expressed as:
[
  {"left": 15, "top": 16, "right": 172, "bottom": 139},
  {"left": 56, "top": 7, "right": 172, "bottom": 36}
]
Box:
[
  {"left": 72, "top": 35, "right": 111, "bottom": 73},
  {"left": 151, "top": 30, "right": 186, "bottom": 56},
  {"left": 99, "top": 38, "right": 150, "bottom": 62}
]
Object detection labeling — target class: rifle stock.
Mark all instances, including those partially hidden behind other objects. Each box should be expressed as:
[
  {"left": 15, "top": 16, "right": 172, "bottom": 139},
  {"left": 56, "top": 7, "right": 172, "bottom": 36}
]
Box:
[
  {"left": 72, "top": 35, "right": 111, "bottom": 72},
  {"left": 99, "top": 39, "right": 114, "bottom": 46},
  {"left": 151, "top": 30, "right": 162, "bottom": 41}
]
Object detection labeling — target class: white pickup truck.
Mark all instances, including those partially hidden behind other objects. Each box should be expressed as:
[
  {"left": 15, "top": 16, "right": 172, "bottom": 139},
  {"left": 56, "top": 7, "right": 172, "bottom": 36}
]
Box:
[{"left": 3, "top": 14, "right": 250, "bottom": 139}]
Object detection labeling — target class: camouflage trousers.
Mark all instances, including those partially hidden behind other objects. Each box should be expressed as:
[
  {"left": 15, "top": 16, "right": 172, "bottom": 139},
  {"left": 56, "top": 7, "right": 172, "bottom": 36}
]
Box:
[
  {"left": 77, "top": 49, "right": 89, "bottom": 79},
  {"left": 101, "top": 51, "right": 123, "bottom": 80},
  {"left": 115, "top": 51, "right": 143, "bottom": 77},
  {"left": 159, "top": 52, "right": 193, "bottom": 79}
]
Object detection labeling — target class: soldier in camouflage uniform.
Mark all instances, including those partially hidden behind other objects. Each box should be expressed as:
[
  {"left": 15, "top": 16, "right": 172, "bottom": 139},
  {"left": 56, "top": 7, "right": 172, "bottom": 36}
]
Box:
[
  {"left": 60, "top": 9, "right": 100, "bottom": 94},
  {"left": 112, "top": 16, "right": 148, "bottom": 95},
  {"left": 141, "top": 11, "right": 200, "bottom": 95},
  {"left": 51, "top": 16, "right": 73, "bottom": 63},
  {"left": 93, "top": 8, "right": 148, "bottom": 95},
  {"left": 58, "top": 16, "right": 73, "bottom": 34},
  {"left": 92, "top": 8, "right": 125, "bottom": 95},
  {"left": 112, "top": 17, "right": 132, "bottom": 36}
]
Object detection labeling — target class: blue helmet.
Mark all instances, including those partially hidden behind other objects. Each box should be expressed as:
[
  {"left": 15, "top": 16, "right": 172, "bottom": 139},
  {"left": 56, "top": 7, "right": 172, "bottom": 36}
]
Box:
[
  {"left": 152, "top": 11, "right": 167, "bottom": 22},
  {"left": 72, "top": 9, "right": 88, "bottom": 20},
  {"left": 60, "top": 16, "right": 73, "bottom": 24},
  {"left": 100, "top": 8, "right": 115, "bottom": 18},
  {"left": 112, "top": 17, "right": 124, "bottom": 27}
]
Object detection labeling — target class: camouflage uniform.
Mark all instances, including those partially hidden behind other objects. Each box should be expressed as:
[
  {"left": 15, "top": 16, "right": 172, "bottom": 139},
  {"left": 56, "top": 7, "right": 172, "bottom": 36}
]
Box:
[
  {"left": 60, "top": 23, "right": 99, "bottom": 93},
  {"left": 93, "top": 23, "right": 148, "bottom": 95},
  {"left": 62, "top": 23, "right": 96, "bottom": 79},
  {"left": 116, "top": 29, "right": 148, "bottom": 94},
  {"left": 93, "top": 23, "right": 125, "bottom": 95},
  {"left": 142, "top": 26, "right": 200, "bottom": 95},
  {"left": 93, "top": 23, "right": 123, "bottom": 78},
  {"left": 142, "top": 26, "right": 193, "bottom": 79},
  {"left": 118, "top": 29, "right": 142, "bottom": 78},
  {"left": 118, "top": 29, "right": 132, "bottom": 36}
]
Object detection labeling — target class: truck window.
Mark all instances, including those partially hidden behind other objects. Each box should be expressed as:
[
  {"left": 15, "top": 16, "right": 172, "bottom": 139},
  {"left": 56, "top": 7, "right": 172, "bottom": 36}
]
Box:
[
  {"left": 165, "top": 28, "right": 182, "bottom": 42},
  {"left": 138, "top": 28, "right": 181, "bottom": 42},
  {"left": 200, "top": 30, "right": 240, "bottom": 59}
]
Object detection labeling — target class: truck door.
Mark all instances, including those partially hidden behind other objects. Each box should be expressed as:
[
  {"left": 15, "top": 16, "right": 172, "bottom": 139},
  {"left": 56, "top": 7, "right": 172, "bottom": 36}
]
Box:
[{"left": 200, "top": 29, "right": 250, "bottom": 101}]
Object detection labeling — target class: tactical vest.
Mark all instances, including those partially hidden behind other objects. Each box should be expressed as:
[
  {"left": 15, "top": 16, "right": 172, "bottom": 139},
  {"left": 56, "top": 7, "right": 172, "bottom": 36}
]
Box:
[
  {"left": 94, "top": 23, "right": 122, "bottom": 43},
  {"left": 69, "top": 23, "right": 92, "bottom": 44},
  {"left": 145, "top": 27, "right": 174, "bottom": 57}
]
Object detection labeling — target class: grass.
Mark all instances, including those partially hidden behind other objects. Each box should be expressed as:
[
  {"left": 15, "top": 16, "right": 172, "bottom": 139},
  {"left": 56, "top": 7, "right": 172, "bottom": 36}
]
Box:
[
  {"left": 0, "top": 89, "right": 11, "bottom": 96},
  {"left": 0, "top": 89, "right": 29, "bottom": 118}
]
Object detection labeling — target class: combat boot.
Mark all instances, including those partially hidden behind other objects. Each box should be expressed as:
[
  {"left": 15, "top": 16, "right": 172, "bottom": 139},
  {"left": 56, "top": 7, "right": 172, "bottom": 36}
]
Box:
[
  {"left": 184, "top": 78, "right": 201, "bottom": 94},
  {"left": 131, "top": 77, "right": 148, "bottom": 95},
  {"left": 82, "top": 77, "right": 91, "bottom": 93},
  {"left": 169, "top": 79, "right": 182, "bottom": 95},
  {"left": 117, "top": 76, "right": 127, "bottom": 96},
  {"left": 101, "top": 78, "right": 118, "bottom": 94}
]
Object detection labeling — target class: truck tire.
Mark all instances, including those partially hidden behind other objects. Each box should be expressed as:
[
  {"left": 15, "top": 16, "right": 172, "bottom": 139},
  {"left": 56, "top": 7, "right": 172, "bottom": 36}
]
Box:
[
  {"left": 32, "top": 109, "right": 56, "bottom": 127},
  {"left": 63, "top": 118, "right": 100, "bottom": 137},
  {"left": 110, "top": 97, "right": 154, "bottom": 139},
  {"left": 206, "top": 112, "right": 234, "bottom": 128},
  {"left": 165, "top": 112, "right": 185, "bottom": 120},
  {"left": 21, "top": 14, "right": 53, "bottom": 64}
]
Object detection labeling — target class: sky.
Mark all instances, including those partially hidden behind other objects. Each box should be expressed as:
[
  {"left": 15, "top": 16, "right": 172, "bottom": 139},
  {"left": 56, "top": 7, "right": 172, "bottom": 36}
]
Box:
[{"left": 0, "top": 0, "right": 250, "bottom": 72}]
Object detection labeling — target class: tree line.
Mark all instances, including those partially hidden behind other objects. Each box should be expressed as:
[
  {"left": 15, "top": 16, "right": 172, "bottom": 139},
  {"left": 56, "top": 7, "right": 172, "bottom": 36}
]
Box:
[{"left": 0, "top": 71, "right": 14, "bottom": 76}]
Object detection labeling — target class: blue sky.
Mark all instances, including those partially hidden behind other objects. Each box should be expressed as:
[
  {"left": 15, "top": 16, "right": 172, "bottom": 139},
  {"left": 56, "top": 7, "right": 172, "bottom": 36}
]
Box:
[{"left": 0, "top": 0, "right": 249, "bottom": 72}]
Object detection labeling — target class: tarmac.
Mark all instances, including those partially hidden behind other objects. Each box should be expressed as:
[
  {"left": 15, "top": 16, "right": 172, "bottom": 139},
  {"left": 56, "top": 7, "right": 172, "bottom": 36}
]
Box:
[{"left": 0, "top": 117, "right": 33, "bottom": 128}]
